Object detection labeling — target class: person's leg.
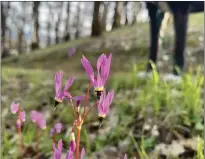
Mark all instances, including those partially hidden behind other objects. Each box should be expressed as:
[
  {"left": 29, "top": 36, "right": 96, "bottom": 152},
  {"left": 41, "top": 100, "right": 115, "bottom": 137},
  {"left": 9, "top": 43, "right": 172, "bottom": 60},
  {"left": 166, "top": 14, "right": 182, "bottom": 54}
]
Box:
[{"left": 146, "top": 3, "right": 164, "bottom": 71}]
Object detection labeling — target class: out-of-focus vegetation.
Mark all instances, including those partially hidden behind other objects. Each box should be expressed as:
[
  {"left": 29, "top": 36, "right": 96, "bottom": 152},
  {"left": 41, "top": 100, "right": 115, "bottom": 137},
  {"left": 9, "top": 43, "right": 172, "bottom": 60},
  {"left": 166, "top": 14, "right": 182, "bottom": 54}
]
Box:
[{"left": 1, "top": 1, "right": 204, "bottom": 158}]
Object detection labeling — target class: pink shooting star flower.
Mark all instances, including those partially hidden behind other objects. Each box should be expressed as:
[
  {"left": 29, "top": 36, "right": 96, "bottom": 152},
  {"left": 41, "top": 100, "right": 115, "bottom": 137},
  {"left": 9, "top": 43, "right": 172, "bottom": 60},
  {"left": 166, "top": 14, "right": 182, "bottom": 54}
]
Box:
[
  {"left": 81, "top": 54, "right": 112, "bottom": 99},
  {"left": 10, "top": 102, "right": 26, "bottom": 128},
  {"left": 66, "top": 132, "right": 76, "bottom": 159},
  {"left": 10, "top": 102, "right": 19, "bottom": 114},
  {"left": 19, "top": 111, "right": 26, "bottom": 122},
  {"left": 30, "top": 110, "right": 46, "bottom": 130},
  {"left": 68, "top": 47, "right": 76, "bottom": 57},
  {"left": 98, "top": 89, "right": 114, "bottom": 118},
  {"left": 50, "top": 123, "right": 63, "bottom": 136},
  {"left": 54, "top": 71, "right": 75, "bottom": 108},
  {"left": 53, "top": 139, "right": 63, "bottom": 159},
  {"left": 66, "top": 144, "right": 85, "bottom": 159},
  {"left": 98, "top": 89, "right": 114, "bottom": 127}
]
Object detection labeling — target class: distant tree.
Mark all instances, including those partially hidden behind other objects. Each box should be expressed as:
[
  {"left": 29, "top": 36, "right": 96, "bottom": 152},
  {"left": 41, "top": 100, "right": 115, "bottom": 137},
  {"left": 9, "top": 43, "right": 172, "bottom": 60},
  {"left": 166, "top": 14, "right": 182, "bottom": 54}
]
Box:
[
  {"left": 6, "top": 2, "right": 12, "bottom": 49},
  {"left": 131, "top": 2, "right": 141, "bottom": 25},
  {"left": 74, "top": 2, "right": 81, "bottom": 39},
  {"left": 31, "top": 1, "right": 40, "bottom": 50},
  {"left": 54, "top": 2, "right": 63, "bottom": 44},
  {"left": 124, "top": 1, "right": 128, "bottom": 25},
  {"left": 46, "top": 2, "right": 53, "bottom": 46},
  {"left": 1, "top": 2, "right": 6, "bottom": 58},
  {"left": 10, "top": 2, "right": 29, "bottom": 54},
  {"left": 63, "top": 2, "right": 71, "bottom": 41},
  {"left": 102, "top": 2, "right": 109, "bottom": 31},
  {"left": 112, "top": 2, "right": 122, "bottom": 29},
  {"left": 91, "top": 1, "right": 102, "bottom": 37}
]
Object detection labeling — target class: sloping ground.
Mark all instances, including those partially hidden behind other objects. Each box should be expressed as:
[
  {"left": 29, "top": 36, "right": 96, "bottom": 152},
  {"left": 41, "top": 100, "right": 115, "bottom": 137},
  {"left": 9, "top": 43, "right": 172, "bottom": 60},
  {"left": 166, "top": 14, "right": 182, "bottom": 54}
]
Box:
[
  {"left": 2, "top": 13, "right": 203, "bottom": 74},
  {"left": 1, "top": 13, "right": 204, "bottom": 159}
]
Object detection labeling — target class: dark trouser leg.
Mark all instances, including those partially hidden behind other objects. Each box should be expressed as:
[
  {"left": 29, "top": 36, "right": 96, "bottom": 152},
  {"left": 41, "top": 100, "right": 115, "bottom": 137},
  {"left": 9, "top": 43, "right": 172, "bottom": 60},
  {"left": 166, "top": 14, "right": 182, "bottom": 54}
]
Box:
[
  {"left": 173, "top": 12, "right": 188, "bottom": 75},
  {"left": 146, "top": 3, "right": 164, "bottom": 71}
]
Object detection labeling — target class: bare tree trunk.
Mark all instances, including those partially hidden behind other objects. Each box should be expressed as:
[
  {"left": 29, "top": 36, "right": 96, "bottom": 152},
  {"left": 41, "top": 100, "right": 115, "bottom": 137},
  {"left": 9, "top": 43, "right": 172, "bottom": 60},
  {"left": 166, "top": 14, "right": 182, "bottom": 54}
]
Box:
[
  {"left": 8, "top": 28, "right": 12, "bottom": 49},
  {"left": 75, "top": 2, "right": 81, "bottom": 39},
  {"left": 7, "top": 2, "right": 12, "bottom": 49},
  {"left": 47, "top": 20, "right": 51, "bottom": 46},
  {"left": 47, "top": 2, "right": 53, "bottom": 46},
  {"left": 64, "top": 2, "right": 70, "bottom": 41},
  {"left": 55, "top": 2, "right": 63, "bottom": 44},
  {"left": 91, "top": 1, "right": 102, "bottom": 37},
  {"left": 131, "top": 2, "right": 141, "bottom": 25},
  {"left": 124, "top": 2, "right": 128, "bottom": 25},
  {"left": 1, "top": 2, "right": 6, "bottom": 57},
  {"left": 31, "top": 1, "right": 40, "bottom": 50},
  {"left": 112, "top": 2, "right": 122, "bottom": 29},
  {"left": 102, "top": 2, "right": 109, "bottom": 31},
  {"left": 17, "top": 29, "right": 23, "bottom": 54}
]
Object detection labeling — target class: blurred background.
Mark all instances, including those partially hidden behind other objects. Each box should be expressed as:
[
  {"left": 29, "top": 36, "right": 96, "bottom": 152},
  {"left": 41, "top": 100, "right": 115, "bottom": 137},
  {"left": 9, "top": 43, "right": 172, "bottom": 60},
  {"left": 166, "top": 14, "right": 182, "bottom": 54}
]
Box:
[
  {"left": 1, "top": 1, "right": 147, "bottom": 56},
  {"left": 1, "top": 1, "right": 204, "bottom": 159}
]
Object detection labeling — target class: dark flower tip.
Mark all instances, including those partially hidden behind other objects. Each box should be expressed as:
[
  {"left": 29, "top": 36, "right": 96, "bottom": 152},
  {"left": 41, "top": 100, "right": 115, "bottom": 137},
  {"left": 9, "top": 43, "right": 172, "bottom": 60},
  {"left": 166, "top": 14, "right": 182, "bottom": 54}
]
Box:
[
  {"left": 54, "top": 100, "right": 60, "bottom": 108},
  {"left": 96, "top": 91, "right": 102, "bottom": 100},
  {"left": 98, "top": 116, "right": 104, "bottom": 129}
]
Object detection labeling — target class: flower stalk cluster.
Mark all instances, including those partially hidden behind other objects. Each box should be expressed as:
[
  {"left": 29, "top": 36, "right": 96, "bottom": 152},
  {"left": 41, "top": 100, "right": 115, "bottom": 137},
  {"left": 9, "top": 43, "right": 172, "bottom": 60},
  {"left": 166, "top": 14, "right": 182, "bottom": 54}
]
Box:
[
  {"left": 10, "top": 102, "right": 26, "bottom": 155},
  {"left": 10, "top": 53, "right": 118, "bottom": 159},
  {"left": 53, "top": 53, "right": 114, "bottom": 159}
]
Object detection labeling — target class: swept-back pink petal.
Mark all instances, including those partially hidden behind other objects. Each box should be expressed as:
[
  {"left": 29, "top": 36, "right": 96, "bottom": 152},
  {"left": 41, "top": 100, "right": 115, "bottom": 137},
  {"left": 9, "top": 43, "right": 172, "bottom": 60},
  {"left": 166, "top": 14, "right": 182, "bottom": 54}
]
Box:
[
  {"left": 10, "top": 102, "right": 19, "bottom": 114},
  {"left": 69, "top": 140, "right": 76, "bottom": 153},
  {"left": 64, "top": 76, "right": 75, "bottom": 90},
  {"left": 98, "top": 89, "right": 114, "bottom": 117},
  {"left": 81, "top": 55, "right": 94, "bottom": 84},
  {"left": 98, "top": 90, "right": 106, "bottom": 115},
  {"left": 64, "top": 91, "right": 72, "bottom": 99},
  {"left": 104, "top": 90, "right": 114, "bottom": 115},
  {"left": 19, "top": 111, "right": 26, "bottom": 122},
  {"left": 66, "top": 149, "right": 74, "bottom": 159},
  {"left": 55, "top": 123, "right": 63, "bottom": 133},
  {"left": 72, "top": 96, "right": 85, "bottom": 101},
  {"left": 80, "top": 148, "right": 86, "bottom": 159},
  {"left": 124, "top": 154, "right": 127, "bottom": 159},
  {"left": 102, "top": 54, "right": 112, "bottom": 85},
  {"left": 53, "top": 140, "right": 62, "bottom": 159},
  {"left": 97, "top": 54, "right": 105, "bottom": 72},
  {"left": 96, "top": 73, "right": 103, "bottom": 87},
  {"left": 58, "top": 139, "right": 63, "bottom": 152},
  {"left": 55, "top": 71, "right": 63, "bottom": 95}
]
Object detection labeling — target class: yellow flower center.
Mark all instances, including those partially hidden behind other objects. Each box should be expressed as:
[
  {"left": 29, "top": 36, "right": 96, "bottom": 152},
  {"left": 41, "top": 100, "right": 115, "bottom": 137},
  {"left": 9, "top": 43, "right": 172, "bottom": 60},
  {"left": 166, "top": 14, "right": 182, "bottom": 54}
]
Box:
[
  {"left": 55, "top": 97, "right": 63, "bottom": 103},
  {"left": 95, "top": 87, "right": 104, "bottom": 92},
  {"left": 98, "top": 113, "right": 106, "bottom": 118}
]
